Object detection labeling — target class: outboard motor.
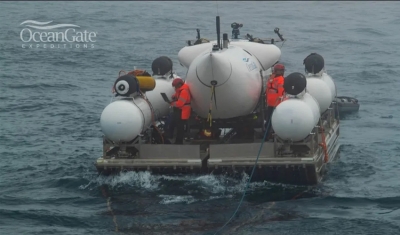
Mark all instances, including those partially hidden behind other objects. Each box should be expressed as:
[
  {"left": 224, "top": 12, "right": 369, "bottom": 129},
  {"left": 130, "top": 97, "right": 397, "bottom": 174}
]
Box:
[
  {"left": 303, "top": 53, "right": 324, "bottom": 74},
  {"left": 151, "top": 56, "right": 173, "bottom": 76},
  {"left": 231, "top": 22, "right": 243, "bottom": 39}
]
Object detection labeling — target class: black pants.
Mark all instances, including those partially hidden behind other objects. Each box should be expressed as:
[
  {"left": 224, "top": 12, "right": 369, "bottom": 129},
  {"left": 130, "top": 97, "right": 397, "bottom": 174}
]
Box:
[
  {"left": 264, "top": 106, "right": 275, "bottom": 136},
  {"left": 172, "top": 108, "right": 187, "bottom": 144},
  {"left": 166, "top": 112, "right": 175, "bottom": 138},
  {"left": 175, "top": 118, "right": 187, "bottom": 144}
]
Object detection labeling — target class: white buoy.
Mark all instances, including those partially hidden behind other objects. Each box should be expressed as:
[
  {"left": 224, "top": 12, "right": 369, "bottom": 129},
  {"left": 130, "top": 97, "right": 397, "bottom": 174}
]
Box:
[
  {"left": 306, "top": 77, "right": 332, "bottom": 114},
  {"left": 100, "top": 99, "right": 152, "bottom": 142},
  {"left": 321, "top": 72, "right": 336, "bottom": 100},
  {"left": 271, "top": 99, "right": 316, "bottom": 141},
  {"left": 302, "top": 92, "right": 321, "bottom": 124}
]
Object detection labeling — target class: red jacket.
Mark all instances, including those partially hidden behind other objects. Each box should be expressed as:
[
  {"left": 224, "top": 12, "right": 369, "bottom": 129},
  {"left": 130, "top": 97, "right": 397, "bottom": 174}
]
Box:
[
  {"left": 266, "top": 74, "right": 285, "bottom": 107},
  {"left": 171, "top": 83, "right": 191, "bottom": 119}
]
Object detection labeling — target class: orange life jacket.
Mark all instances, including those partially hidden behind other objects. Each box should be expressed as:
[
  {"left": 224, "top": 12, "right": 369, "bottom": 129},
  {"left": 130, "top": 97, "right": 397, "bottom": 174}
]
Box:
[
  {"left": 172, "top": 83, "right": 191, "bottom": 120},
  {"left": 266, "top": 74, "right": 285, "bottom": 107}
]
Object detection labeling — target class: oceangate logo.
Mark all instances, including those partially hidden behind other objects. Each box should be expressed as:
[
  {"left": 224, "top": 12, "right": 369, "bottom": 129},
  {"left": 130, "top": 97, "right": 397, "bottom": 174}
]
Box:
[{"left": 20, "top": 20, "right": 97, "bottom": 49}]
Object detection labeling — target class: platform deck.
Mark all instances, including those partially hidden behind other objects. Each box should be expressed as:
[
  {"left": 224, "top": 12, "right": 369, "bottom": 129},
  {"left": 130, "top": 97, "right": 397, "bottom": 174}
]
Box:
[{"left": 96, "top": 108, "right": 340, "bottom": 185}]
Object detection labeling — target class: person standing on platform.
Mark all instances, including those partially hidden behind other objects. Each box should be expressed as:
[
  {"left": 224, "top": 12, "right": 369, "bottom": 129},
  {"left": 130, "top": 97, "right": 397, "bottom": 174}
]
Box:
[
  {"left": 265, "top": 63, "right": 285, "bottom": 139},
  {"left": 170, "top": 78, "right": 192, "bottom": 144}
]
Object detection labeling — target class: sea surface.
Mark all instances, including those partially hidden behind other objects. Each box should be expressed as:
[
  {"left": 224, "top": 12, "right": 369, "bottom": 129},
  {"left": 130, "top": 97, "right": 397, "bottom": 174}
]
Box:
[{"left": 1, "top": 1, "right": 400, "bottom": 235}]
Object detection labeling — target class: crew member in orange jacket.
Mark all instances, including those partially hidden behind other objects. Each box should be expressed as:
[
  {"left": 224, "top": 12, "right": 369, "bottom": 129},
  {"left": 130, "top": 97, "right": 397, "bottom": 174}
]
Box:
[
  {"left": 170, "top": 78, "right": 191, "bottom": 144},
  {"left": 265, "top": 63, "right": 285, "bottom": 138}
]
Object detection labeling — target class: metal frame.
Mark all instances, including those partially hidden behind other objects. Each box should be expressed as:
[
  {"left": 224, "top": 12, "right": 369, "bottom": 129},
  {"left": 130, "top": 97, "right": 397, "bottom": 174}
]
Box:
[
  {"left": 102, "top": 136, "right": 140, "bottom": 159},
  {"left": 272, "top": 102, "right": 339, "bottom": 158}
]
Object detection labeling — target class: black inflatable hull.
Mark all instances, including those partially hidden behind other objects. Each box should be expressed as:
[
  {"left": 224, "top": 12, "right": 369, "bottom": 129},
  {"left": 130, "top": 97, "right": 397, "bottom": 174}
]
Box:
[{"left": 336, "top": 96, "right": 360, "bottom": 114}]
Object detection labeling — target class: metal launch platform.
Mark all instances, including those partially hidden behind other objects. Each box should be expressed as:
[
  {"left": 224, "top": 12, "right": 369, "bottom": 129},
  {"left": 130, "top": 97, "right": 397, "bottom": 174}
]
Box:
[{"left": 95, "top": 102, "right": 340, "bottom": 185}]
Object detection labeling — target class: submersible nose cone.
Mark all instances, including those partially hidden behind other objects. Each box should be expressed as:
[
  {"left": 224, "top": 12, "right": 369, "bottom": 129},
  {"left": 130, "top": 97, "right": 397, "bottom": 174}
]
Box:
[{"left": 195, "top": 52, "right": 232, "bottom": 87}]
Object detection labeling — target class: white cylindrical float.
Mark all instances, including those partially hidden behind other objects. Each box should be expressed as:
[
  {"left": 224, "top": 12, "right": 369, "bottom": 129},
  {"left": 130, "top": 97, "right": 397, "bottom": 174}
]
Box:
[
  {"left": 101, "top": 98, "right": 152, "bottom": 142},
  {"left": 306, "top": 77, "right": 332, "bottom": 114},
  {"left": 146, "top": 56, "right": 180, "bottom": 118},
  {"left": 100, "top": 71, "right": 174, "bottom": 142},
  {"left": 302, "top": 92, "right": 321, "bottom": 124},
  {"left": 145, "top": 78, "right": 175, "bottom": 118},
  {"left": 303, "top": 52, "right": 336, "bottom": 101},
  {"left": 272, "top": 72, "right": 320, "bottom": 141},
  {"left": 321, "top": 72, "right": 336, "bottom": 99},
  {"left": 271, "top": 99, "right": 316, "bottom": 141}
]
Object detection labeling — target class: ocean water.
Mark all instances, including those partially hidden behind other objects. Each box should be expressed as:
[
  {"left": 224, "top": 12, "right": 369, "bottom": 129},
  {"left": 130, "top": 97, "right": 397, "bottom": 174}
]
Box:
[{"left": 1, "top": 1, "right": 400, "bottom": 234}]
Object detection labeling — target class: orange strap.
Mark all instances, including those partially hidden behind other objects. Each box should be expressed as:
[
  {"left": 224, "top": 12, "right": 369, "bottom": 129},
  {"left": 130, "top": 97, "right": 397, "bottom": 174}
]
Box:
[
  {"left": 128, "top": 69, "right": 148, "bottom": 76},
  {"left": 319, "top": 123, "right": 329, "bottom": 163}
]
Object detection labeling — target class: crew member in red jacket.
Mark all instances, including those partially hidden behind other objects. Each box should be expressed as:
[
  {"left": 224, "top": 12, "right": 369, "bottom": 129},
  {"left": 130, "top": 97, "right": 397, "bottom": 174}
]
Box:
[
  {"left": 265, "top": 63, "right": 285, "bottom": 138},
  {"left": 170, "top": 78, "right": 191, "bottom": 144}
]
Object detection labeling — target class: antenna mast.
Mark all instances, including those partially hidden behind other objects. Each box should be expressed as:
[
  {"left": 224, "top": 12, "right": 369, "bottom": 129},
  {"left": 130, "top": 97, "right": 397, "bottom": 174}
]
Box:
[{"left": 216, "top": 16, "right": 221, "bottom": 50}]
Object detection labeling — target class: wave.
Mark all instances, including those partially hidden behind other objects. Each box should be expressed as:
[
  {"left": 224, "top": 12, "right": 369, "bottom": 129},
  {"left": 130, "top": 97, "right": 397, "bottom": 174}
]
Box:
[
  {"left": 6, "top": 83, "right": 80, "bottom": 90},
  {"left": 20, "top": 20, "right": 53, "bottom": 25},
  {"left": 20, "top": 20, "right": 80, "bottom": 30},
  {"left": 24, "top": 24, "right": 80, "bottom": 30}
]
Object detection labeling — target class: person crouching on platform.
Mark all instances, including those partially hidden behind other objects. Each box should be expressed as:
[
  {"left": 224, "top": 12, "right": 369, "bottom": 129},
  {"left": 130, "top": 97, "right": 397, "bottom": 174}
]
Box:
[
  {"left": 265, "top": 63, "right": 285, "bottom": 140},
  {"left": 170, "top": 78, "right": 192, "bottom": 144}
]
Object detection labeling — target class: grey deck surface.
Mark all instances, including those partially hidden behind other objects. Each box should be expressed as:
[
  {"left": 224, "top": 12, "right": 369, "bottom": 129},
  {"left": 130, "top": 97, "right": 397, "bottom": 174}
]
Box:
[
  {"left": 139, "top": 144, "right": 201, "bottom": 159},
  {"left": 209, "top": 142, "right": 275, "bottom": 159}
]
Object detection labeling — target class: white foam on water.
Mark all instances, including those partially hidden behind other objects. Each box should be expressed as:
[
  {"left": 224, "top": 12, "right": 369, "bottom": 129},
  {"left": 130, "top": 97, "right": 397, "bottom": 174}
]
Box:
[
  {"left": 158, "top": 195, "right": 198, "bottom": 205},
  {"left": 79, "top": 171, "right": 300, "bottom": 204},
  {"left": 79, "top": 171, "right": 160, "bottom": 191}
]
